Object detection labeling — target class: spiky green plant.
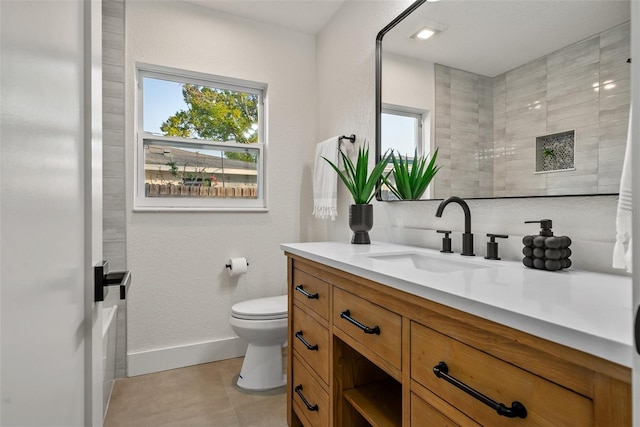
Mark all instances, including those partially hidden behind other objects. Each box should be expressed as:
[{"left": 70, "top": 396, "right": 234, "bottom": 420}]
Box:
[
  {"left": 323, "top": 144, "right": 391, "bottom": 204},
  {"left": 384, "top": 148, "right": 441, "bottom": 200}
]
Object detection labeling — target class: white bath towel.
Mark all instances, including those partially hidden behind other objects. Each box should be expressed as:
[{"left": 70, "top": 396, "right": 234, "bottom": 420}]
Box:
[
  {"left": 313, "top": 136, "right": 340, "bottom": 220},
  {"left": 613, "top": 104, "right": 633, "bottom": 272}
]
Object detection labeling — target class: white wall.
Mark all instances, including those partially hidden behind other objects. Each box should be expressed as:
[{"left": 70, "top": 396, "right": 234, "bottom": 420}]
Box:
[
  {"left": 125, "top": 1, "right": 318, "bottom": 375},
  {"left": 317, "top": 1, "right": 416, "bottom": 242},
  {"left": 382, "top": 52, "right": 435, "bottom": 167},
  {"left": 317, "top": 1, "right": 626, "bottom": 277},
  {"left": 382, "top": 52, "right": 434, "bottom": 114}
]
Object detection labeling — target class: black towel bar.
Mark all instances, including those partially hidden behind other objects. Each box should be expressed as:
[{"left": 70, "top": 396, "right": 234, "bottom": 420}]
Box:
[{"left": 338, "top": 134, "right": 356, "bottom": 143}]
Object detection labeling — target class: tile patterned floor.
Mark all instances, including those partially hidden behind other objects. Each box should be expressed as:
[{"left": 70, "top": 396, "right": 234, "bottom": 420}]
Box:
[{"left": 104, "top": 357, "right": 287, "bottom": 427}]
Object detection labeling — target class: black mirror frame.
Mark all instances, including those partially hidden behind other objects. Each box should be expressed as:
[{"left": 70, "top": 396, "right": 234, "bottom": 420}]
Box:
[
  {"left": 374, "top": 0, "right": 618, "bottom": 202},
  {"left": 375, "top": 0, "right": 426, "bottom": 201}
]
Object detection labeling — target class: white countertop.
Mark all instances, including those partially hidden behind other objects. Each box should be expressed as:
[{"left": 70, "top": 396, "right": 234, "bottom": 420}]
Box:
[{"left": 281, "top": 241, "right": 633, "bottom": 368}]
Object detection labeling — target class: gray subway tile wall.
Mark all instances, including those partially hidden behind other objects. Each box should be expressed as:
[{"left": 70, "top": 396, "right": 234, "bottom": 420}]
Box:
[
  {"left": 434, "top": 22, "right": 630, "bottom": 198},
  {"left": 103, "top": 0, "right": 127, "bottom": 379}
]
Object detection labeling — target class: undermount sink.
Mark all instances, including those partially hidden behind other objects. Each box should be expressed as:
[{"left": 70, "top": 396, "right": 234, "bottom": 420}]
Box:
[{"left": 363, "top": 251, "right": 491, "bottom": 274}]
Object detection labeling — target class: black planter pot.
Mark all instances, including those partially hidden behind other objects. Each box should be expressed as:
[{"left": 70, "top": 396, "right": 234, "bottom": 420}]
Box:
[{"left": 349, "top": 204, "right": 373, "bottom": 244}]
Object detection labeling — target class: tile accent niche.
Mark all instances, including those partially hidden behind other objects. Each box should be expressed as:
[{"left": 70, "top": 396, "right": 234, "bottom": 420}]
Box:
[
  {"left": 434, "top": 22, "right": 630, "bottom": 198},
  {"left": 535, "top": 130, "right": 575, "bottom": 173}
]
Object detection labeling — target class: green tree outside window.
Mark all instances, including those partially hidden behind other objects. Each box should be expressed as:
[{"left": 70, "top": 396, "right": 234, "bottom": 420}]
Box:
[{"left": 160, "top": 84, "right": 259, "bottom": 163}]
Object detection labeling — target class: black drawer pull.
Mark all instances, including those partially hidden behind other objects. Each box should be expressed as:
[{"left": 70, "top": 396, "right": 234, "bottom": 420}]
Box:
[
  {"left": 295, "top": 331, "right": 319, "bottom": 351},
  {"left": 295, "top": 284, "right": 319, "bottom": 299},
  {"left": 433, "top": 361, "right": 527, "bottom": 419},
  {"left": 339, "top": 310, "right": 380, "bottom": 335},
  {"left": 294, "top": 385, "right": 319, "bottom": 412}
]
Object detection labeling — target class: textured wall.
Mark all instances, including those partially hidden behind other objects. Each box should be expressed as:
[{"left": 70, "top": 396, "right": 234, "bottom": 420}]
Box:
[
  {"left": 316, "top": 1, "right": 416, "bottom": 241},
  {"left": 316, "top": 2, "right": 627, "bottom": 276},
  {"left": 125, "top": 1, "right": 317, "bottom": 361}
]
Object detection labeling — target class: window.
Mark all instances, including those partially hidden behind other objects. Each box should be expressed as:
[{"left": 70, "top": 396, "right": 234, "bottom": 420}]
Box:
[
  {"left": 135, "top": 65, "right": 267, "bottom": 211},
  {"left": 381, "top": 106, "right": 423, "bottom": 157},
  {"left": 380, "top": 106, "right": 434, "bottom": 200}
]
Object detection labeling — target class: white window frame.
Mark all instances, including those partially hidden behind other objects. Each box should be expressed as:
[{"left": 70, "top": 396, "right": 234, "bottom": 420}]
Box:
[
  {"left": 381, "top": 104, "right": 437, "bottom": 200},
  {"left": 134, "top": 64, "right": 268, "bottom": 212},
  {"left": 381, "top": 104, "right": 425, "bottom": 157}
]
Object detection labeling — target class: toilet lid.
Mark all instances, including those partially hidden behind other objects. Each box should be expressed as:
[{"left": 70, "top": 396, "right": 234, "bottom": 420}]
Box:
[{"left": 231, "top": 295, "right": 288, "bottom": 320}]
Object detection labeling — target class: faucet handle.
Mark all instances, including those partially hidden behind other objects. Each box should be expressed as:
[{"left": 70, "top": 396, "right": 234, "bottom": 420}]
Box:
[
  {"left": 437, "top": 230, "right": 453, "bottom": 253},
  {"left": 487, "top": 233, "right": 509, "bottom": 241},
  {"left": 485, "top": 233, "right": 508, "bottom": 260}
]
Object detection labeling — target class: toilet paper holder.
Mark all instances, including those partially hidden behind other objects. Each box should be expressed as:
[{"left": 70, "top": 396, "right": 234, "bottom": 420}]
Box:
[{"left": 225, "top": 259, "right": 249, "bottom": 269}]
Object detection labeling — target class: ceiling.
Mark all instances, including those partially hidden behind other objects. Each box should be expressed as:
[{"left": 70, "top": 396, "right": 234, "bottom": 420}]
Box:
[
  {"left": 178, "top": 0, "right": 630, "bottom": 76},
  {"left": 182, "top": 0, "right": 345, "bottom": 34},
  {"left": 382, "top": 0, "right": 631, "bottom": 77}
]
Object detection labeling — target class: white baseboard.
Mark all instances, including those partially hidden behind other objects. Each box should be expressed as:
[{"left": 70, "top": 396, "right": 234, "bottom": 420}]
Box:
[{"left": 127, "top": 337, "right": 248, "bottom": 377}]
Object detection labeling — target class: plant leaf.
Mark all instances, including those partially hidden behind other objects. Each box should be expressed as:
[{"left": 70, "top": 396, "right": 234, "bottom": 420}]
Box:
[
  {"left": 385, "top": 147, "right": 441, "bottom": 200},
  {"left": 323, "top": 142, "right": 392, "bottom": 204}
]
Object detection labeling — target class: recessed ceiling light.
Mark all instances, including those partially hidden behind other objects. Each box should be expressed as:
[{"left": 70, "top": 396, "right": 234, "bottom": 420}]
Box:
[
  {"left": 414, "top": 28, "right": 437, "bottom": 40},
  {"left": 409, "top": 20, "right": 447, "bottom": 41}
]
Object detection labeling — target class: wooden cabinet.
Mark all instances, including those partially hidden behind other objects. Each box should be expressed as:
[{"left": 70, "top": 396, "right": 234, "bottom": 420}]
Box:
[
  {"left": 292, "top": 356, "right": 330, "bottom": 427},
  {"left": 411, "top": 322, "right": 592, "bottom": 426},
  {"left": 289, "top": 259, "right": 332, "bottom": 427},
  {"left": 332, "top": 287, "right": 402, "bottom": 372},
  {"left": 285, "top": 254, "right": 631, "bottom": 427},
  {"left": 292, "top": 305, "right": 329, "bottom": 384}
]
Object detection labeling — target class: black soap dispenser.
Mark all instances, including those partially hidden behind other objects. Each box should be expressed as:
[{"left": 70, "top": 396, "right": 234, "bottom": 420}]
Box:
[{"left": 522, "top": 219, "right": 572, "bottom": 271}]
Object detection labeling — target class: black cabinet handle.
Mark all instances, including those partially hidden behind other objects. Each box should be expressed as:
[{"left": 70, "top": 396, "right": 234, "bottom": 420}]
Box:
[
  {"left": 295, "top": 331, "right": 319, "bottom": 351},
  {"left": 635, "top": 305, "right": 640, "bottom": 355},
  {"left": 339, "top": 310, "right": 380, "bottom": 335},
  {"left": 295, "top": 284, "right": 319, "bottom": 299},
  {"left": 433, "top": 362, "right": 527, "bottom": 419},
  {"left": 294, "top": 385, "right": 318, "bottom": 411}
]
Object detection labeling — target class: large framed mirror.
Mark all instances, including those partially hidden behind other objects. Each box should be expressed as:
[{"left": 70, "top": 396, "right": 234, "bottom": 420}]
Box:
[{"left": 375, "top": 0, "right": 631, "bottom": 201}]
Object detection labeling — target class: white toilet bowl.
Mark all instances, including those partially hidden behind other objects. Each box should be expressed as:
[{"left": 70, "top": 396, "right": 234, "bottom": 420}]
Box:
[{"left": 229, "top": 295, "right": 288, "bottom": 391}]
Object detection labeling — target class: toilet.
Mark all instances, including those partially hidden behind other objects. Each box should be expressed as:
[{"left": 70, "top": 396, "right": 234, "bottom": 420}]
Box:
[{"left": 229, "top": 294, "right": 288, "bottom": 391}]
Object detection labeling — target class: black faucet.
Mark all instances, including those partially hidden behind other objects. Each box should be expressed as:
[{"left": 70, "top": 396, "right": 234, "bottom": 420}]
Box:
[{"left": 435, "top": 196, "right": 475, "bottom": 256}]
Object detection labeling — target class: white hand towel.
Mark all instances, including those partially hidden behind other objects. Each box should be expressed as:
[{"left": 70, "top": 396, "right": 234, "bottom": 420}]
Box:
[
  {"left": 313, "top": 136, "right": 340, "bottom": 220},
  {"left": 613, "top": 104, "right": 633, "bottom": 272}
]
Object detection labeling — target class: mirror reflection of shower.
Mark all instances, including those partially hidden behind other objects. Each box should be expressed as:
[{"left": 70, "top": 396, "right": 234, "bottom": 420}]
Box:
[{"left": 377, "top": 0, "right": 631, "bottom": 199}]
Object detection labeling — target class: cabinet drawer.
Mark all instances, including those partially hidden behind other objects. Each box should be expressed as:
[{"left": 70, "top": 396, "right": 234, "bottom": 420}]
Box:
[
  {"left": 411, "top": 322, "right": 593, "bottom": 426},
  {"left": 292, "top": 355, "right": 329, "bottom": 427},
  {"left": 292, "top": 268, "right": 329, "bottom": 321},
  {"left": 411, "top": 393, "right": 459, "bottom": 426},
  {"left": 333, "top": 287, "right": 401, "bottom": 370},
  {"left": 292, "top": 303, "right": 329, "bottom": 385}
]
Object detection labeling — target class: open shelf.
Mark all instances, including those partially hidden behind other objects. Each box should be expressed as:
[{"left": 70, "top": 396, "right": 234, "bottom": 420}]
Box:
[{"left": 343, "top": 378, "right": 402, "bottom": 427}]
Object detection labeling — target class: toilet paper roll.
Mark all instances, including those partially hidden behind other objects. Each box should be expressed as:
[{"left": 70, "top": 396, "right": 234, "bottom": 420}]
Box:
[{"left": 227, "top": 257, "right": 248, "bottom": 276}]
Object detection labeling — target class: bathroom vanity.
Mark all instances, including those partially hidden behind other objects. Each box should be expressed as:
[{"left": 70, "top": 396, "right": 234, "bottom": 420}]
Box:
[{"left": 282, "top": 241, "right": 632, "bottom": 426}]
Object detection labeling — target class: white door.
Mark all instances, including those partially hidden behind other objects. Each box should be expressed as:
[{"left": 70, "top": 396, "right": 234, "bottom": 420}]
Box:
[
  {"left": 0, "top": 0, "right": 104, "bottom": 425},
  {"left": 632, "top": 1, "right": 640, "bottom": 425}
]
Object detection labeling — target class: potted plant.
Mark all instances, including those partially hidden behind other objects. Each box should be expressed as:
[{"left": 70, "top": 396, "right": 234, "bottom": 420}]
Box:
[
  {"left": 542, "top": 148, "right": 557, "bottom": 170},
  {"left": 323, "top": 144, "right": 391, "bottom": 244},
  {"left": 384, "top": 148, "right": 441, "bottom": 200}
]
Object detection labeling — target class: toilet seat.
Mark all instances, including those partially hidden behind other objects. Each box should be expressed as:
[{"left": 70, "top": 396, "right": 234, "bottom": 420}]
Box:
[{"left": 231, "top": 295, "right": 287, "bottom": 320}]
